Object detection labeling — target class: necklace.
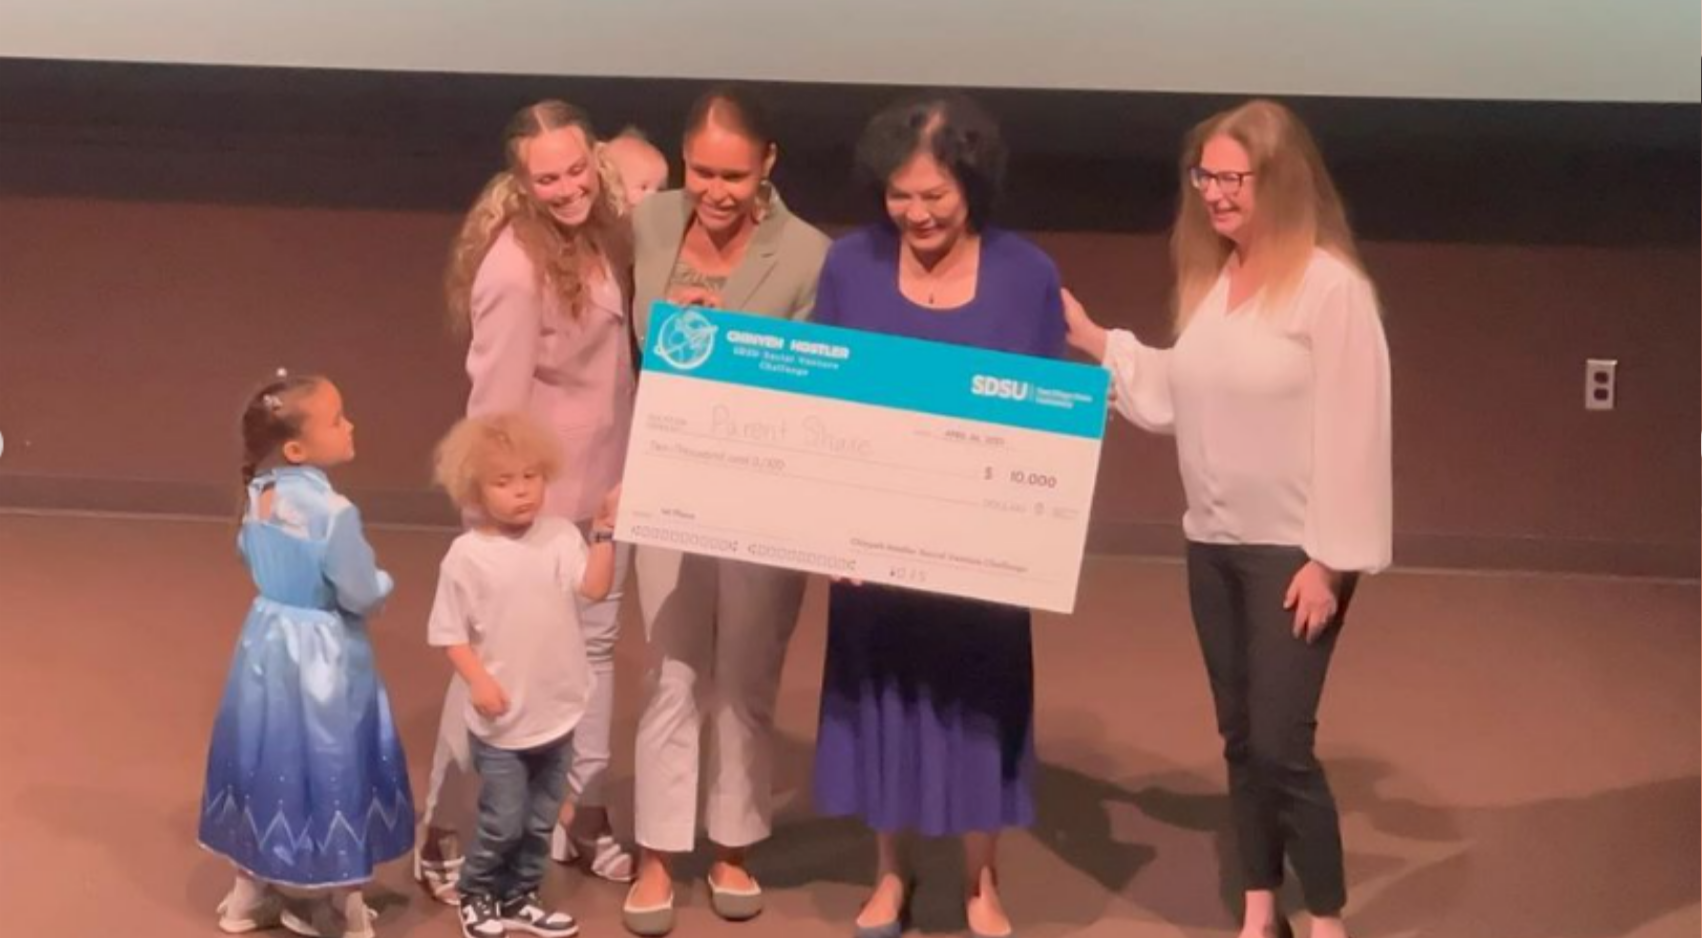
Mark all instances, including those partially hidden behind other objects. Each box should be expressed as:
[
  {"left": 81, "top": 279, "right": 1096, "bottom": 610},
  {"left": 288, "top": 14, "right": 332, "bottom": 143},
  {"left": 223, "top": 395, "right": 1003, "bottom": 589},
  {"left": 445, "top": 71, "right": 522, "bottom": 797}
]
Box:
[{"left": 905, "top": 234, "right": 978, "bottom": 308}]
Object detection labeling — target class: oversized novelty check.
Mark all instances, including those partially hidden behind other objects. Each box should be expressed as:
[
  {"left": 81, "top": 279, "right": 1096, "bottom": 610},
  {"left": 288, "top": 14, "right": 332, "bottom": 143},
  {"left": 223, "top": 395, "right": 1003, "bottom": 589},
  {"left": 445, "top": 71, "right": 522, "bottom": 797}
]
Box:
[{"left": 616, "top": 303, "right": 1109, "bottom": 613}]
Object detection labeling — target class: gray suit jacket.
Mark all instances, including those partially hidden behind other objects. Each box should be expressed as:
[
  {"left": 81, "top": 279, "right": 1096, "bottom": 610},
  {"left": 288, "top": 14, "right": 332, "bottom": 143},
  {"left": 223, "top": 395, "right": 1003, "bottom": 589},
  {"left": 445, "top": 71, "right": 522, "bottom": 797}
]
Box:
[{"left": 631, "top": 188, "right": 831, "bottom": 343}]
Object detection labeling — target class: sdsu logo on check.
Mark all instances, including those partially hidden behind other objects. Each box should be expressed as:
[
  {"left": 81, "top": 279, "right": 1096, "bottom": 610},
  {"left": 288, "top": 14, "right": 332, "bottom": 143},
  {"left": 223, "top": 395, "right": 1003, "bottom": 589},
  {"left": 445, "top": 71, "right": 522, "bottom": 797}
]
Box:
[{"left": 970, "top": 375, "right": 1032, "bottom": 401}]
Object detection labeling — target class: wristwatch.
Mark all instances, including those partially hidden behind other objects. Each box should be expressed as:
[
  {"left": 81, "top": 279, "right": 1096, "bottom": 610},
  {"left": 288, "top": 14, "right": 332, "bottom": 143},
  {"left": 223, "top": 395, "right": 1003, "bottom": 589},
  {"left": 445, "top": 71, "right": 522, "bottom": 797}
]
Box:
[{"left": 590, "top": 529, "right": 616, "bottom": 544}]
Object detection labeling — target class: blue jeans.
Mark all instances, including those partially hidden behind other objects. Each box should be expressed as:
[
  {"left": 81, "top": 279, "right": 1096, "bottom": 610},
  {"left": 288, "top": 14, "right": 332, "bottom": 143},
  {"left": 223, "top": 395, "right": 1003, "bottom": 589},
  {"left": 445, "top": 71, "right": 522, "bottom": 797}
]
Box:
[{"left": 458, "top": 732, "right": 573, "bottom": 900}]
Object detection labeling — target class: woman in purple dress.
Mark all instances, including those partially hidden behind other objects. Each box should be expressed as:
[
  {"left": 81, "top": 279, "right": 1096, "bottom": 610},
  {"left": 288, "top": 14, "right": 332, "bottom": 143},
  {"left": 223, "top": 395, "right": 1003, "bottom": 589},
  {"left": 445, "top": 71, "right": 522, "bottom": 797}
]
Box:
[{"left": 812, "top": 92, "right": 1064, "bottom": 938}]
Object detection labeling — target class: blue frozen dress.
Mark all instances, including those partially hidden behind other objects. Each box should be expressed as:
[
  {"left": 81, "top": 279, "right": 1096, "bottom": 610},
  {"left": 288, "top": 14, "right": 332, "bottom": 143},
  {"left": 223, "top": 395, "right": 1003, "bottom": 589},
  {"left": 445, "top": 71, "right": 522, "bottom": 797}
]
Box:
[{"left": 198, "top": 466, "right": 415, "bottom": 887}]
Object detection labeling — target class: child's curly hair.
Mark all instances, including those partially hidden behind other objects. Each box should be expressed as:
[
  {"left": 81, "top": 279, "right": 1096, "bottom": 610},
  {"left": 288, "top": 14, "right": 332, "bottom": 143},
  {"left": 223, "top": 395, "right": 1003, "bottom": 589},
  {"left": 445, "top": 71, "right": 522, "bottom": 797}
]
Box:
[{"left": 433, "top": 412, "right": 563, "bottom": 512}]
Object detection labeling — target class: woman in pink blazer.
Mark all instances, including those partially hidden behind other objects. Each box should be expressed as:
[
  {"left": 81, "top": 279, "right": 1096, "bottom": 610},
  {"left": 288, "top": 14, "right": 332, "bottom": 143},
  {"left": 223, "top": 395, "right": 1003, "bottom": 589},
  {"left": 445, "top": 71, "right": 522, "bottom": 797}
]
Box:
[{"left": 416, "top": 99, "right": 639, "bottom": 902}]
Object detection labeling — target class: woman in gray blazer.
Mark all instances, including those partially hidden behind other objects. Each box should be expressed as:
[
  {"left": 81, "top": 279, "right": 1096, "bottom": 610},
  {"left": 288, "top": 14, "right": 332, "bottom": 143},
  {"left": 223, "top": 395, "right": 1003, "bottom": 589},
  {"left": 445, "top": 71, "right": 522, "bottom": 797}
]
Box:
[{"left": 622, "top": 85, "right": 830, "bottom": 937}]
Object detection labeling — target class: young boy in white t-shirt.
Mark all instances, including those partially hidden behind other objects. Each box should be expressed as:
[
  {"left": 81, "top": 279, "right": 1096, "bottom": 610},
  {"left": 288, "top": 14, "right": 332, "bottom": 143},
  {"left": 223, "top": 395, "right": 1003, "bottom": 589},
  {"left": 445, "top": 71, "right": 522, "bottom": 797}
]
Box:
[{"left": 427, "top": 413, "right": 620, "bottom": 938}]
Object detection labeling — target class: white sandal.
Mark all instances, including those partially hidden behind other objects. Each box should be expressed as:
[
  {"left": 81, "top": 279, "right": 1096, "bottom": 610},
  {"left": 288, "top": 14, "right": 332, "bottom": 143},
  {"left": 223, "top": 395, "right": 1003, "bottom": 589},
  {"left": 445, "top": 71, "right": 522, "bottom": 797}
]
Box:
[
  {"left": 411, "top": 827, "right": 466, "bottom": 905},
  {"left": 412, "top": 841, "right": 464, "bottom": 905},
  {"left": 279, "top": 892, "right": 379, "bottom": 938},
  {"left": 551, "top": 823, "right": 636, "bottom": 883},
  {"left": 216, "top": 886, "right": 284, "bottom": 934}
]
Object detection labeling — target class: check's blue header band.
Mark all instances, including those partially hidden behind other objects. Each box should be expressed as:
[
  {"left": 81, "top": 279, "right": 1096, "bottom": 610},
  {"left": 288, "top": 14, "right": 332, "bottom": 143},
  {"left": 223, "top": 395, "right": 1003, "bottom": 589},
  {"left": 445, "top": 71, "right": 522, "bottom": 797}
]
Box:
[{"left": 643, "top": 302, "right": 1109, "bottom": 440}]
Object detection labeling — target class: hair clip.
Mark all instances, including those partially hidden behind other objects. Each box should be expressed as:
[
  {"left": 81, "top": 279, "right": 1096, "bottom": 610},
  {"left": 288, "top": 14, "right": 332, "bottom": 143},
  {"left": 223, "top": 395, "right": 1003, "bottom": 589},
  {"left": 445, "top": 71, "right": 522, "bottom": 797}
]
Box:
[{"left": 261, "top": 393, "right": 283, "bottom": 412}]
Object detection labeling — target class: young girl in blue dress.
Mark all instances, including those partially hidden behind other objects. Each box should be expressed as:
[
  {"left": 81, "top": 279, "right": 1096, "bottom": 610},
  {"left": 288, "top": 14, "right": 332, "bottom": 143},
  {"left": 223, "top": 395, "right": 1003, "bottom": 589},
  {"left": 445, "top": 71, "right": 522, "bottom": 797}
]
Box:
[{"left": 198, "top": 374, "right": 415, "bottom": 937}]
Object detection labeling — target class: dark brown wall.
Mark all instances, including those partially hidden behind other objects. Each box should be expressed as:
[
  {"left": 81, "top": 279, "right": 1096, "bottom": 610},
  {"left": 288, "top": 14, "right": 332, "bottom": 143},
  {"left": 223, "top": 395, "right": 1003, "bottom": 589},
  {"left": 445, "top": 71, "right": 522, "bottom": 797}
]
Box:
[{"left": 1, "top": 61, "right": 1695, "bottom": 576}]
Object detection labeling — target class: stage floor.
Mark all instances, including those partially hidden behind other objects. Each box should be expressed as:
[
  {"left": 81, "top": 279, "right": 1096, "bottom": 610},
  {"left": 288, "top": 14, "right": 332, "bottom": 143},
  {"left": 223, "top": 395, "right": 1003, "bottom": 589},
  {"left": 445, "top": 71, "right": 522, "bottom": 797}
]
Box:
[{"left": 1, "top": 512, "right": 1695, "bottom": 937}]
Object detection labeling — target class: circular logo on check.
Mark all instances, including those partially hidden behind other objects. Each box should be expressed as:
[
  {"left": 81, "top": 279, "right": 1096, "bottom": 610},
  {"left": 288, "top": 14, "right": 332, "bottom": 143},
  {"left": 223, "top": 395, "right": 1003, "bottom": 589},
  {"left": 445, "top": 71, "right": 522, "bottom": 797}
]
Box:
[{"left": 653, "top": 308, "right": 719, "bottom": 372}]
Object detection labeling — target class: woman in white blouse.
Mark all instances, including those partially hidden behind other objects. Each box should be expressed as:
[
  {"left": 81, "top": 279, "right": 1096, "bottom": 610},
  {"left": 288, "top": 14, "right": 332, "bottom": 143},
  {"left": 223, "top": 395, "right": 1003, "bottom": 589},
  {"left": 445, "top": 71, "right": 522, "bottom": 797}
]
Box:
[{"left": 1064, "top": 99, "right": 1390, "bottom": 938}]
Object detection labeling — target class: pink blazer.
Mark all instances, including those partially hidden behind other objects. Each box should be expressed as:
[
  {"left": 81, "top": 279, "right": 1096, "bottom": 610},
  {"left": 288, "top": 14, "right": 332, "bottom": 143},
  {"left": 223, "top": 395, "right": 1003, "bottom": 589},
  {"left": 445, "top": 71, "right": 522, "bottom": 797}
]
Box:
[{"left": 465, "top": 227, "right": 635, "bottom": 522}]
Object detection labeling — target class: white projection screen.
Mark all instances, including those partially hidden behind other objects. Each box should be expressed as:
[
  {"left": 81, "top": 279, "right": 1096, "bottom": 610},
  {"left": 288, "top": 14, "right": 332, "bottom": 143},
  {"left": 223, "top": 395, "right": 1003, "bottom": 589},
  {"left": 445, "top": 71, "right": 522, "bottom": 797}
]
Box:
[{"left": 1, "top": 0, "right": 1697, "bottom": 103}]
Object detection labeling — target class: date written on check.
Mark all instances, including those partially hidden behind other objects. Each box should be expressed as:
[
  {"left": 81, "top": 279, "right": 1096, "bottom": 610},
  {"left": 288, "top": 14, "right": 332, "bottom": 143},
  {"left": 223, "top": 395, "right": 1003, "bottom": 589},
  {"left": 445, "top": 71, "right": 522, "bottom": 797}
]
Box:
[{"left": 616, "top": 303, "right": 1109, "bottom": 613}]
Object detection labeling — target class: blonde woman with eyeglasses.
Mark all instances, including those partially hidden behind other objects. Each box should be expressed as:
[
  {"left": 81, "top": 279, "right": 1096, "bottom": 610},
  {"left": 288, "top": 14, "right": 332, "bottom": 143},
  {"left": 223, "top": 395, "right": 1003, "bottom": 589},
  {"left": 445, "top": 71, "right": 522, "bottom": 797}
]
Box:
[{"left": 1064, "top": 99, "right": 1391, "bottom": 938}]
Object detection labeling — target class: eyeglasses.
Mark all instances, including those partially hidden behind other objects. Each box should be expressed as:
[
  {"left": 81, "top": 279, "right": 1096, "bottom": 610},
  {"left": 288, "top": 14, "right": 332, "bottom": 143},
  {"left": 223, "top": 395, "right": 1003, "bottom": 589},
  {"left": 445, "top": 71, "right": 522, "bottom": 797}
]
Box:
[{"left": 1188, "top": 167, "right": 1254, "bottom": 196}]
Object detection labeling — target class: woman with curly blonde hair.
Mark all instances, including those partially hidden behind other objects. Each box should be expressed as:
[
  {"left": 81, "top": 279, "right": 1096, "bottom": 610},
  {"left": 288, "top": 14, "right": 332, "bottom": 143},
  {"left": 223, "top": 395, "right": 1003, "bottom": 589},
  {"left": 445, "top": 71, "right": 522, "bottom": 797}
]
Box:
[{"left": 419, "top": 99, "right": 640, "bottom": 904}]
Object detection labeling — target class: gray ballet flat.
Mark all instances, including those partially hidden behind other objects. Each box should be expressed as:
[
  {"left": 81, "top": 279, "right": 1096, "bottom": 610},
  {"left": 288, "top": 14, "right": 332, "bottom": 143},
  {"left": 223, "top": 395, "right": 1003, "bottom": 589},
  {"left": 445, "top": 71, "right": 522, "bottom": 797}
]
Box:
[
  {"left": 621, "top": 885, "right": 675, "bottom": 937},
  {"left": 707, "top": 872, "right": 764, "bottom": 921}
]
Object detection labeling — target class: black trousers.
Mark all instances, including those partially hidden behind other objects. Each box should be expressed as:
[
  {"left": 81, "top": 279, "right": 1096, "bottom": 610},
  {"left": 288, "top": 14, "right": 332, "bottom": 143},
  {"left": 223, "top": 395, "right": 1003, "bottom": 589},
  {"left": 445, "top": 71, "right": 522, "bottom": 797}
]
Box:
[{"left": 1186, "top": 542, "right": 1359, "bottom": 916}]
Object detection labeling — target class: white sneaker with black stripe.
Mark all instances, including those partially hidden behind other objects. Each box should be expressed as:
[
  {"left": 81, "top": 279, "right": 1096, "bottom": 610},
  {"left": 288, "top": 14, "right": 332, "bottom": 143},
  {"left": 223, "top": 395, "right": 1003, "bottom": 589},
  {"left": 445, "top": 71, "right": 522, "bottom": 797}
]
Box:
[
  {"left": 458, "top": 893, "right": 506, "bottom": 938},
  {"left": 500, "top": 892, "right": 580, "bottom": 938}
]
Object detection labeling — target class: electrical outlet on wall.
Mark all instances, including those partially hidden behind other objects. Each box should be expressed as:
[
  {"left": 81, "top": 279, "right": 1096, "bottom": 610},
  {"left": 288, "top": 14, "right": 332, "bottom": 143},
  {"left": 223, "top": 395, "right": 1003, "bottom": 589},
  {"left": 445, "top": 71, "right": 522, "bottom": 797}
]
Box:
[{"left": 1584, "top": 359, "right": 1617, "bottom": 411}]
